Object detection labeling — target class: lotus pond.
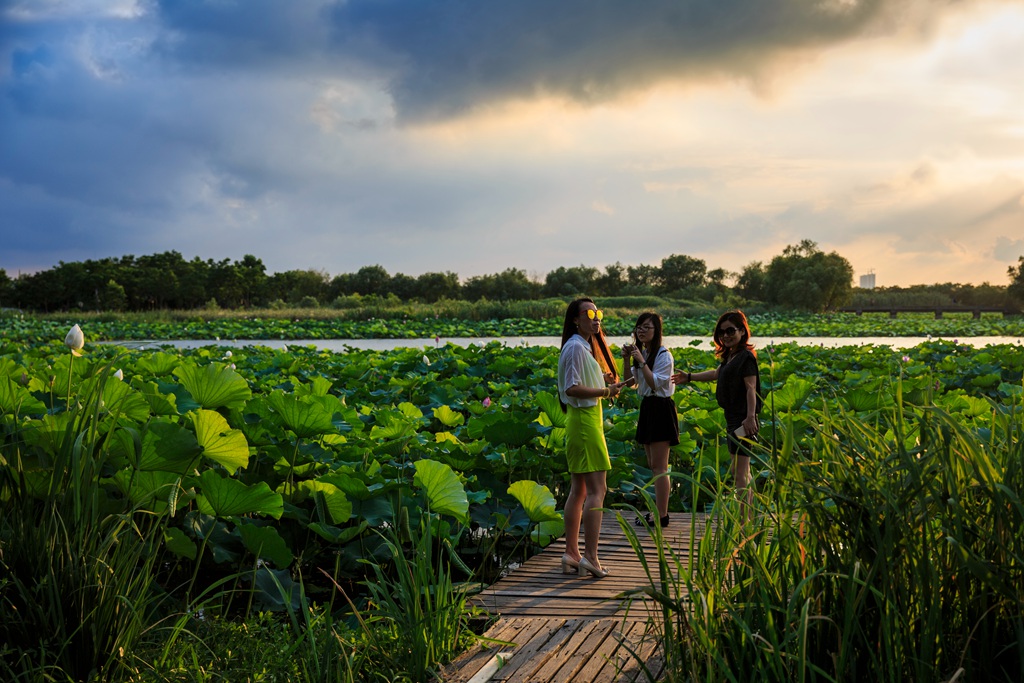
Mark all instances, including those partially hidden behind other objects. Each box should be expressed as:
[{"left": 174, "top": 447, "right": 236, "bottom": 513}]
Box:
[
  {"left": 1, "top": 310, "right": 1022, "bottom": 343},
  {"left": 2, "top": 326, "right": 1023, "bottom": 681}
]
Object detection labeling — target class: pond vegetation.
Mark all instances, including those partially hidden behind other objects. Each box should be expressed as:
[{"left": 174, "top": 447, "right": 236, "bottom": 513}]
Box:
[{"left": 1, "top": 320, "right": 1022, "bottom": 681}]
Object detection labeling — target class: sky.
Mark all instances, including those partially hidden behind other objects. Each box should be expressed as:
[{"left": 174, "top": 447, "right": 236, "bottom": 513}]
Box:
[{"left": 2, "top": 0, "right": 1023, "bottom": 288}]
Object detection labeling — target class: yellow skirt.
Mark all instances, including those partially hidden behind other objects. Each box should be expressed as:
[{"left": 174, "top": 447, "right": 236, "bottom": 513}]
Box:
[{"left": 565, "top": 404, "right": 612, "bottom": 474}]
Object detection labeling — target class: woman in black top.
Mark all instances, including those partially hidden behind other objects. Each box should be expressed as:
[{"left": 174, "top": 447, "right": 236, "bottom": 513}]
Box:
[{"left": 673, "top": 310, "right": 761, "bottom": 519}]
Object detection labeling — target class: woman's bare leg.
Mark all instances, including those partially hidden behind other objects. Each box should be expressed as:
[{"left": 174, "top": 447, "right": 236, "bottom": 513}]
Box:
[
  {"left": 647, "top": 441, "right": 671, "bottom": 518},
  {"left": 563, "top": 473, "right": 586, "bottom": 561},
  {"left": 581, "top": 470, "right": 607, "bottom": 566}
]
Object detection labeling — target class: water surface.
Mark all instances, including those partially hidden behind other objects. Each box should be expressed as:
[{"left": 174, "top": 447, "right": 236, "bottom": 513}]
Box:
[{"left": 113, "top": 335, "right": 1024, "bottom": 352}]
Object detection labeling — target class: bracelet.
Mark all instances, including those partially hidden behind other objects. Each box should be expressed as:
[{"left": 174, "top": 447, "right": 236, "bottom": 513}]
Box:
[
  {"left": 603, "top": 388, "right": 610, "bottom": 398},
  {"left": 687, "top": 372, "right": 692, "bottom": 382}
]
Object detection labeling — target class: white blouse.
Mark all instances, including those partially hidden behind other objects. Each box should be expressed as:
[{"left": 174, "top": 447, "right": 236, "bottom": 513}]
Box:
[
  {"left": 558, "top": 334, "right": 605, "bottom": 408},
  {"left": 634, "top": 346, "right": 675, "bottom": 398}
]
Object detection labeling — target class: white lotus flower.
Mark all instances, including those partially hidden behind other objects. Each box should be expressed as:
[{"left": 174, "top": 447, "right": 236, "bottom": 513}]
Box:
[
  {"left": 224, "top": 350, "right": 232, "bottom": 359},
  {"left": 423, "top": 355, "right": 431, "bottom": 365},
  {"left": 113, "top": 369, "right": 124, "bottom": 381},
  {"left": 64, "top": 324, "right": 84, "bottom": 356}
]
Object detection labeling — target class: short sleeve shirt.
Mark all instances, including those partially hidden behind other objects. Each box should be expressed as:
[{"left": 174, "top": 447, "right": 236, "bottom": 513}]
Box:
[
  {"left": 558, "top": 334, "right": 605, "bottom": 408},
  {"left": 716, "top": 348, "right": 759, "bottom": 423},
  {"left": 635, "top": 347, "right": 675, "bottom": 398}
]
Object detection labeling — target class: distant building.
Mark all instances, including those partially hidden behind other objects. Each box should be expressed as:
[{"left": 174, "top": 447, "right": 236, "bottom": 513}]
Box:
[{"left": 859, "top": 272, "right": 876, "bottom": 289}]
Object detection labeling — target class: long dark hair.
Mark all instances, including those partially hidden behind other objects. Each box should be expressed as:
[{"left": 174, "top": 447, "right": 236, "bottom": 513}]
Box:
[
  {"left": 633, "top": 311, "right": 663, "bottom": 371},
  {"left": 561, "top": 297, "right": 619, "bottom": 381},
  {"left": 713, "top": 310, "right": 756, "bottom": 360}
]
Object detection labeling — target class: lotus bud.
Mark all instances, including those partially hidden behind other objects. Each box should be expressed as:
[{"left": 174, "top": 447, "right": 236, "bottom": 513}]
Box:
[
  {"left": 483, "top": 397, "right": 491, "bottom": 408},
  {"left": 113, "top": 368, "right": 124, "bottom": 381},
  {"left": 422, "top": 355, "right": 430, "bottom": 366},
  {"left": 64, "top": 324, "right": 85, "bottom": 356},
  {"left": 224, "top": 350, "right": 232, "bottom": 359},
  {"left": 18, "top": 372, "right": 29, "bottom": 386},
  {"left": 281, "top": 345, "right": 288, "bottom": 353},
  {"left": 230, "top": 363, "right": 236, "bottom": 370}
]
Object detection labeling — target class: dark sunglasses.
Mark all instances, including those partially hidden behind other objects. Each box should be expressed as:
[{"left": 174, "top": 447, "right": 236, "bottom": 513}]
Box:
[{"left": 718, "top": 326, "right": 740, "bottom": 336}]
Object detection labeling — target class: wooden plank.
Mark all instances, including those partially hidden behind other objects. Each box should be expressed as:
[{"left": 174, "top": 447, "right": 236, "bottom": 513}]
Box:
[
  {"left": 541, "top": 620, "right": 621, "bottom": 681},
  {"left": 446, "top": 514, "right": 714, "bottom": 681},
  {"left": 505, "top": 619, "right": 588, "bottom": 683}
]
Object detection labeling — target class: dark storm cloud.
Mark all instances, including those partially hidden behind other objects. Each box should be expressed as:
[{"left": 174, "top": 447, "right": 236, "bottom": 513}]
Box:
[
  {"left": 147, "top": 0, "right": 980, "bottom": 122},
  {"left": 324, "top": 0, "right": 957, "bottom": 121}
]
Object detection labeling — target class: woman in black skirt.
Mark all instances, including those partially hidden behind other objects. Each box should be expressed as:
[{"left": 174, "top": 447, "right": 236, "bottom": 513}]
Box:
[{"left": 622, "top": 312, "right": 679, "bottom": 528}]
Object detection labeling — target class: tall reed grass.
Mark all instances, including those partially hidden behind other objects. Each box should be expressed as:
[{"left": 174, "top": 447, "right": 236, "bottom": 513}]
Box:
[{"left": 625, "top": 390, "right": 1024, "bottom": 682}]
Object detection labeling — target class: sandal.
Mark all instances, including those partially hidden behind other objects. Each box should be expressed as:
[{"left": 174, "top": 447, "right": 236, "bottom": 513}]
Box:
[{"left": 634, "top": 513, "right": 670, "bottom": 528}]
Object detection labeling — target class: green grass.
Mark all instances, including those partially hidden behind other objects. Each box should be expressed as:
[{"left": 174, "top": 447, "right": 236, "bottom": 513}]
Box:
[{"left": 622, "top": 389, "right": 1024, "bottom": 681}]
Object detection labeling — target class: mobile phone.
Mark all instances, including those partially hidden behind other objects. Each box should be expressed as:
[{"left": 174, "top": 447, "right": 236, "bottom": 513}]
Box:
[{"left": 734, "top": 425, "right": 747, "bottom": 438}]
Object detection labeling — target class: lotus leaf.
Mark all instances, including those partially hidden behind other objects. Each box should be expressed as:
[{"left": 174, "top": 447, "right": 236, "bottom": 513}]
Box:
[
  {"left": 193, "top": 409, "right": 250, "bottom": 473},
  {"left": 413, "top": 458, "right": 469, "bottom": 523},
  {"left": 531, "top": 518, "right": 565, "bottom": 547},
  {"left": 131, "top": 379, "right": 180, "bottom": 416},
  {"left": 299, "top": 480, "right": 352, "bottom": 524},
  {"left": 196, "top": 469, "right": 284, "bottom": 519},
  {"left": 265, "top": 391, "right": 337, "bottom": 438},
  {"left": 163, "top": 527, "right": 198, "bottom": 560},
  {"left": 135, "top": 351, "right": 181, "bottom": 376},
  {"left": 534, "top": 391, "right": 567, "bottom": 428},
  {"left": 109, "top": 469, "right": 181, "bottom": 509},
  {"left": 433, "top": 405, "right": 465, "bottom": 427},
  {"left": 238, "top": 522, "right": 293, "bottom": 567},
  {"left": 507, "top": 480, "right": 562, "bottom": 523},
  {"left": 308, "top": 520, "right": 368, "bottom": 544},
  {"left": 174, "top": 362, "right": 252, "bottom": 411},
  {"left": 0, "top": 376, "right": 46, "bottom": 415}
]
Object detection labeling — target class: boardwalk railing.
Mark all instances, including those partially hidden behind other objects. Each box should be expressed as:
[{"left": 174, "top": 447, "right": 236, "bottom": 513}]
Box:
[{"left": 838, "top": 306, "right": 1015, "bottom": 319}]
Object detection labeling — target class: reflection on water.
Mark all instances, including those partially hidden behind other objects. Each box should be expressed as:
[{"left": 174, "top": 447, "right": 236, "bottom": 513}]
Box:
[{"left": 112, "top": 335, "right": 1024, "bottom": 352}]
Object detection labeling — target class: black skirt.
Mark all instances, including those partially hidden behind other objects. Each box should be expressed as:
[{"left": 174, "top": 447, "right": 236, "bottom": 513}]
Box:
[{"left": 635, "top": 395, "right": 680, "bottom": 446}]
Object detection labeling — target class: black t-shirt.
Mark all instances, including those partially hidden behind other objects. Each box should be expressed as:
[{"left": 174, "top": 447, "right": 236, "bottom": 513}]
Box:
[{"left": 716, "top": 348, "right": 760, "bottom": 425}]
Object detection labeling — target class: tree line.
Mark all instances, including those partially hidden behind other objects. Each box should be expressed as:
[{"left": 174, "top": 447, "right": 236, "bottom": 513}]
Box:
[{"left": 2, "top": 241, "right": 1021, "bottom": 314}]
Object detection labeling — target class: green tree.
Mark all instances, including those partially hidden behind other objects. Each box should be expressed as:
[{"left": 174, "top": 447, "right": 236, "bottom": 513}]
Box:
[
  {"left": 1009, "top": 256, "right": 1024, "bottom": 307},
  {"left": 415, "top": 271, "right": 461, "bottom": 302},
  {"left": 388, "top": 273, "right": 418, "bottom": 301},
  {"left": 736, "top": 261, "right": 767, "bottom": 301},
  {"left": 463, "top": 268, "right": 539, "bottom": 301},
  {"left": 350, "top": 265, "right": 391, "bottom": 296},
  {"left": 657, "top": 254, "right": 707, "bottom": 294},
  {"left": 542, "top": 265, "right": 598, "bottom": 298},
  {"left": 267, "top": 269, "right": 329, "bottom": 304},
  {"left": 236, "top": 254, "right": 268, "bottom": 307},
  {"left": 594, "top": 262, "right": 627, "bottom": 296},
  {"left": 0, "top": 268, "right": 11, "bottom": 307},
  {"left": 764, "top": 240, "right": 854, "bottom": 312},
  {"left": 626, "top": 264, "right": 658, "bottom": 293},
  {"left": 101, "top": 279, "right": 128, "bottom": 311}
]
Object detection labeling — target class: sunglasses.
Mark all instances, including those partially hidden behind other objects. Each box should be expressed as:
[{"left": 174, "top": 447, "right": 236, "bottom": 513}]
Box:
[
  {"left": 585, "top": 309, "right": 604, "bottom": 321},
  {"left": 718, "top": 326, "right": 740, "bottom": 336}
]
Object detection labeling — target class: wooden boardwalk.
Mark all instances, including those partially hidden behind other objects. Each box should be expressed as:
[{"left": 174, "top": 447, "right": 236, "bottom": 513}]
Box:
[{"left": 442, "top": 513, "right": 711, "bottom": 682}]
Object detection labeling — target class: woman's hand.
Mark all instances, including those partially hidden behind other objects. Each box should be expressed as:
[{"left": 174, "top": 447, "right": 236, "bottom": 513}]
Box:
[
  {"left": 603, "top": 371, "right": 616, "bottom": 384},
  {"left": 630, "top": 348, "right": 644, "bottom": 366},
  {"left": 671, "top": 371, "right": 688, "bottom": 385},
  {"left": 741, "top": 415, "right": 759, "bottom": 436},
  {"left": 606, "top": 382, "right": 623, "bottom": 398}
]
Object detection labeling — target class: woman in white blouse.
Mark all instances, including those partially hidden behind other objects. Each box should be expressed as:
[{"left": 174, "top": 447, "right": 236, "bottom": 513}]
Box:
[
  {"left": 557, "top": 298, "right": 624, "bottom": 578},
  {"left": 622, "top": 312, "right": 678, "bottom": 528}
]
